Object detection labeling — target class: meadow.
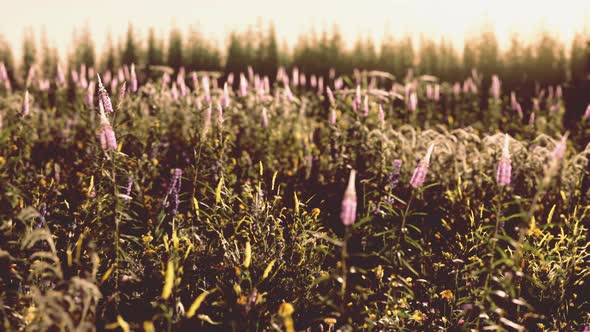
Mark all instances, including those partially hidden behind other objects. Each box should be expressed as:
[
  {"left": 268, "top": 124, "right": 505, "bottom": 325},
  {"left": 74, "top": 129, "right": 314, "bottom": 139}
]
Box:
[{"left": 0, "top": 60, "right": 589, "bottom": 331}]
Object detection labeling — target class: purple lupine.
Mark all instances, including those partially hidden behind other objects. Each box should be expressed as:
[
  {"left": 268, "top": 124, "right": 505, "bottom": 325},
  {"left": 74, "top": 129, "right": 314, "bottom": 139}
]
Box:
[
  {"left": 202, "top": 104, "right": 212, "bottom": 137},
  {"left": 556, "top": 85, "right": 562, "bottom": 99},
  {"left": 409, "top": 144, "right": 434, "bottom": 189},
  {"left": 362, "top": 95, "right": 369, "bottom": 117},
  {"left": 434, "top": 84, "right": 440, "bottom": 101},
  {"left": 378, "top": 104, "right": 385, "bottom": 127},
  {"left": 202, "top": 76, "right": 211, "bottom": 103},
  {"left": 284, "top": 85, "right": 294, "bottom": 102},
  {"left": 191, "top": 72, "right": 199, "bottom": 92},
  {"left": 130, "top": 63, "right": 138, "bottom": 93},
  {"left": 171, "top": 83, "right": 179, "bottom": 100},
  {"left": 334, "top": 77, "right": 343, "bottom": 90},
  {"left": 98, "top": 103, "right": 117, "bottom": 151},
  {"left": 408, "top": 92, "right": 418, "bottom": 112},
  {"left": 528, "top": 112, "right": 535, "bottom": 126},
  {"left": 122, "top": 176, "right": 133, "bottom": 201},
  {"left": 86, "top": 81, "right": 96, "bottom": 106},
  {"left": 161, "top": 72, "right": 171, "bottom": 89},
  {"left": 426, "top": 84, "right": 433, "bottom": 100},
  {"left": 584, "top": 103, "right": 590, "bottom": 120},
  {"left": 551, "top": 134, "right": 568, "bottom": 161},
  {"left": 22, "top": 90, "right": 30, "bottom": 116},
  {"left": 177, "top": 73, "right": 187, "bottom": 97},
  {"left": 326, "top": 86, "right": 335, "bottom": 106},
  {"left": 310, "top": 75, "right": 317, "bottom": 88},
  {"left": 533, "top": 98, "right": 540, "bottom": 111},
  {"left": 119, "top": 81, "right": 127, "bottom": 100},
  {"left": 300, "top": 73, "right": 306, "bottom": 87},
  {"left": 221, "top": 82, "right": 231, "bottom": 108},
  {"left": 292, "top": 67, "right": 299, "bottom": 87},
  {"left": 110, "top": 78, "right": 119, "bottom": 94},
  {"left": 166, "top": 168, "right": 183, "bottom": 217},
  {"left": 97, "top": 74, "right": 114, "bottom": 114},
  {"left": 491, "top": 75, "right": 501, "bottom": 100},
  {"left": 453, "top": 82, "right": 461, "bottom": 97},
  {"left": 496, "top": 134, "right": 512, "bottom": 186},
  {"left": 353, "top": 85, "right": 361, "bottom": 112},
  {"left": 388, "top": 159, "right": 402, "bottom": 188},
  {"left": 216, "top": 101, "right": 224, "bottom": 127},
  {"left": 0, "top": 62, "right": 7, "bottom": 81},
  {"left": 117, "top": 68, "right": 125, "bottom": 82},
  {"left": 262, "top": 108, "right": 269, "bottom": 128},
  {"left": 39, "top": 79, "right": 50, "bottom": 91},
  {"left": 340, "top": 169, "right": 357, "bottom": 226},
  {"left": 329, "top": 108, "right": 337, "bottom": 125},
  {"left": 239, "top": 73, "right": 248, "bottom": 97},
  {"left": 71, "top": 69, "right": 79, "bottom": 84},
  {"left": 56, "top": 64, "right": 65, "bottom": 86},
  {"left": 227, "top": 73, "right": 234, "bottom": 86}
]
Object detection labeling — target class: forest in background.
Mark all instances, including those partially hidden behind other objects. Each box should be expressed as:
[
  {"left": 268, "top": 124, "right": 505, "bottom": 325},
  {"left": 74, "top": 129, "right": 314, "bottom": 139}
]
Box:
[{"left": 0, "top": 23, "right": 589, "bottom": 93}]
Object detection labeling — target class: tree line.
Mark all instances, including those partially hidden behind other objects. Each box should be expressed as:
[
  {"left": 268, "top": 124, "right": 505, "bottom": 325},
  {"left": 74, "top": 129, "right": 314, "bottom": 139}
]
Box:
[{"left": 0, "top": 23, "right": 589, "bottom": 92}]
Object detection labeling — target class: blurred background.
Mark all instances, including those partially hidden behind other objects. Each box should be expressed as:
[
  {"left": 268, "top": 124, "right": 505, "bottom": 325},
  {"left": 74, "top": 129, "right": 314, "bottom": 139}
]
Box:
[{"left": 1, "top": 0, "right": 589, "bottom": 98}]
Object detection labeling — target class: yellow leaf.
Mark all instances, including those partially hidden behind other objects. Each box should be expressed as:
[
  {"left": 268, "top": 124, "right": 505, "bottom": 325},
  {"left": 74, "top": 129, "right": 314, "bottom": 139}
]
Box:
[
  {"left": 271, "top": 171, "right": 278, "bottom": 191},
  {"left": 117, "top": 315, "right": 130, "bottom": 332},
  {"left": 243, "top": 241, "right": 251, "bottom": 269},
  {"left": 547, "top": 204, "right": 556, "bottom": 224},
  {"left": 294, "top": 192, "right": 299, "bottom": 215},
  {"left": 262, "top": 259, "right": 276, "bottom": 281},
  {"left": 162, "top": 260, "right": 175, "bottom": 300},
  {"left": 143, "top": 321, "right": 155, "bottom": 332},
  {"left": 87, "top": 176, "right": 94, "bottom": 197},
  {"left": 215, "top": 177, "right": 224, "bottom": 204},
  {"left": 259, "top": 161, "right": 263, "bottom": 176},
  {"left": 101, "top": 264, "right": 115, "bottom": 284},
  {"left": 198, "top": 314, "right": 221, "bottom": 325},
  {"left": 186, "top": 290, "right": 212, "bottom": 318}
]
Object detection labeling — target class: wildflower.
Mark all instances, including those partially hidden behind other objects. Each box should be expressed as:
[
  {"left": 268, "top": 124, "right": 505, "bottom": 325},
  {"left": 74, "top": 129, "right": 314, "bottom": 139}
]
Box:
[
  {"left": 453, "top": 82, "right": 461, "bottom": 96},
  {"left": 491, "top": 74, "right": 501, "bottom": 100},
  {"left": 408, "top": 91, "right": 417, "bottom": 112},
  {"left": 411, "top": 310, "right": 425, "bottom": 323},
  {"left": 161, "top": 260, "right": 175, "bottom": 300},
  {"left": 166, "top": 168, "right": 182, "bottom": 216},
  {"left": 0, "top": 62, "right": 7, "bottom": 81},
  {"left": 388, "top": 159, "right": 402, "bottom": 188},
  {"left": 22, "top": 90, "right": 30, "bottom": 116},
  {"left": 239, "top": 73, "right": 248, "bottom": 97},
  {"left": 426, "top": 84, "right": 433, "bottom": 99},
  {"left": 98, "top": 103, "right": 117, "bottom": 151},
  {"left": 216, "top": 101, "right": 224, "bottom": 127},
  {"left": 434, "top": 84, "right": 440, "bottom": 101},
  {"left": 496, "top": 134, "right": 512, "bottom": 186},
  {"left": 202, "top": 76, "right": 211, "bottom": 103},
  {"left": 329, "top": 108, "right": 337, "bottom": 125},
  {"left": 202, "top": 105, "right": 212, "bottom": 138},
  {"left": 326, "top": 86, "right": 335, "bottom": 106},
  {"left": 551, "top": 134, "right": 568, "bottom": 161},
  {"left": 221, "top": 82, "right": 231, "bottom": 108},
  {"left": 585, "top": 104, "right": 590, "bottom": 120},
  {"left": 340, "top": 169, "right": 357, "bottom": 226},
  {"left": 278, "top": 303, "right": 295, "bottom": 332},
  {"left": 130, "top": 63, "right": 138, "bottom": 93},
  {"left": 362, "top": 95, "right": 369, "bottom": 117},
  {"left": 353, "top": 85, "right": 361, "bottom": 112},
  {"left": 528, "top": 112, "right": 535, "bottom": 126},
  {"left": 440, "top": 289, "right": 454, "bottom": 301},
  {"left": 177, "top": 72, "right": 187, "bottom": 97},
  {"left": 284, "top": 85, "right": 294, "bottom": 102},
  {"left": 97, "top": 74, "right": 114, "bottom": 114},
  {"left": 119, "top": 81, "right": 126, "bottom": 99},
  {"left": 410, "top": 143, "right": 434, "bottom": 189},
  {"left": 86, "top": 81, "right": 96, "bottom": 106}
]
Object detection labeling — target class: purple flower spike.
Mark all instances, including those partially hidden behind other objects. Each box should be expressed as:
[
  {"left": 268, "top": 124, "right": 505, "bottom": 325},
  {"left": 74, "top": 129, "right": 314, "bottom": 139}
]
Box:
[
  {"left": 362, "top": 95, "right": 369, "bottom": 117},
  {"left": 130, "top": 63, "right": 138, "bottom": 93},
  {"left": 584, "top": 104, "right": 590, "bottom": 120},
  {"left": 98, "top": 111, "right": 117, "bottom": 151},
  {"left": 22, "top": 90, "right": 30, "bottom": 116},
  {"left": 353, "top": 85, "right": 361, "bottom": 112},
  {"left": 496, "top": 134, "right": 512, "bottom": 186},
  {"left": 97, "top": 74, "right": 114, "bottom": 114},
  {"left": 378, "top": 104, "right": 385, "bottom": 127},
  {"left": 410, "top": 144, "right": 434, "bottom": 189},
  {"left": 340, "top": 169, "right": 357, "bottom": 226},
  {"left": 262, "top": 108, "right": 269, "bottom": 128}
]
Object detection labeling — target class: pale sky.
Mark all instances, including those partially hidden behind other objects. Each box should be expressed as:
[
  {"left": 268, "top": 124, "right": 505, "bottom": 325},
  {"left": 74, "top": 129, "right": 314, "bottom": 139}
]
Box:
[{"left": 2, "top": 0, "right": 590, "bottom": 57}]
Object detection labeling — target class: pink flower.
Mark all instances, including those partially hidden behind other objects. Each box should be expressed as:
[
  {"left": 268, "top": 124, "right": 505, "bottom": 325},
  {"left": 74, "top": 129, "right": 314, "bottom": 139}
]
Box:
[
  {"left": 353, "top": 85, "right": 361, "bottom": 112},
  {"left": 22, "top": 90, "right": 30, "bottom": 116},
  {"left": 221, "top": 82, "right": 231, "bottom": 108},
  {"left": 239, "top": 73, "right": 248, "bottom": 97},
  {"left": 130, "top": 63, "right": 138, "bottom": 93},
  {"left": 410, "top": 144, "right": 434, "bottom": 189},
  {"left": 408, "top": 92, "right": 418, "bottom": 112},
  {"left": 326, "top": 86, "right": 335, "bottom": 106},
  {"left": 216, "top": 101, "right": 224, "bottom": 126},
  {"left": 528, "top": 112, "right": 535, "bottom": 126},
  {"left": 496, "top": 134, "right": 512, "bottom": 186},
  {"left": 202, "top": 76, "right": 211, "bottom": 103},
  {"left": 362, "top": 95, "right": 369, "bottom": 117},
  {"left": 584, "top": 104, "right": 590, "bottom": 120},
  {"left": 329, "top": 108, "right": 337, "bottom": 125},
  {"left": 551, "top": 134, "right": 568, "bottom": 161},
  {"left": 491, "top": 75, "right": 501, "bottom": 100},
  {"left": 340, "top": 169, "right": 357, "bottom": 226},
  {"left": 318, "top": 76, "right": 324, "bottom": 94},
  {"left": 97, "top": 74, "right": 114, "bottom": 114},
  {"left": 98, "top": 104, "right": 117, "bottom": 151}
]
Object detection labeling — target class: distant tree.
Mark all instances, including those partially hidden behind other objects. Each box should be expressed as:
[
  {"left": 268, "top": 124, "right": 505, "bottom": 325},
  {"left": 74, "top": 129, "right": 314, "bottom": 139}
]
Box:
[
  {"left": 167, "top": 27, "right": 184, "bottom": 71},
  {"left": 40, "top": 28, "right": 59, "bottom": 79},
  {"left": 121, "top": 23, "right": 139, "bottom": 66},
  {"left": 262, "top": 24, "right": 279, "bottom": 79},
  {"left": 478, "top": 29, "right": 500, "bottom": 80},
  {"left": 146, "top": 28, "right": 164, "bottom": 68},
  {"left": 395, "top": 36, "right": 414, "bottom": 80},
  {"left": 21, "top": 27, "right": 37, "bottom": 81},
  {"left": 0, "top": 34, "right": 16, "bottom": 81},
  {"left": 101, "top": 32, "right": 118, "bottom": 73},
  {"left": 71, "top": 23, "right": 95, "bottom": 68},
  {"left": 570, "top": 32, "right": 587, "bottom": 83},
  {"left": 462, "top": 39, "right": 477, "bottom": 77},
  {"left": 418, "top": 37, "right": 439, "bottom": 76}
]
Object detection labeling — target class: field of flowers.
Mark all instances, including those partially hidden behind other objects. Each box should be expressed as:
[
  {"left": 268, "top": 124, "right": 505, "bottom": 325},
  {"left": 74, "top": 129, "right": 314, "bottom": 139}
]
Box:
[{"left": 0, "top": 63, "right": 589, "bottom": 331}]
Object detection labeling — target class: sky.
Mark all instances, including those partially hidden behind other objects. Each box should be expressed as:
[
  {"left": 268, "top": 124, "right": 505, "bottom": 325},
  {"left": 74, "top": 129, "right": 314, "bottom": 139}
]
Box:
[{"left": 1, "top": 0, "right": 590, "bottom": 57}]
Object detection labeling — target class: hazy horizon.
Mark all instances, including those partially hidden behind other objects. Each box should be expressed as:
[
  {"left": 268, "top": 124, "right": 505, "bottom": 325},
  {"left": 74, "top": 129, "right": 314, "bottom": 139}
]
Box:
[{"left": 2, "top": 0, "right": 590, "bottom": 58}]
